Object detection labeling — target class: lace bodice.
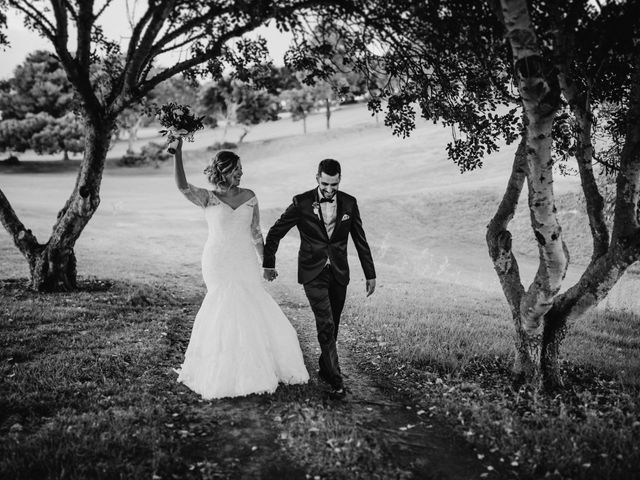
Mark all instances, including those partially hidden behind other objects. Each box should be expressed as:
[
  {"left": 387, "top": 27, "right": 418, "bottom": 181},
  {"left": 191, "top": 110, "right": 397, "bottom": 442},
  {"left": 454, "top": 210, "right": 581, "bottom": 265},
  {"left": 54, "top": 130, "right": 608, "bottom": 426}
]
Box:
[
  {"left": 179, "top": 183, "right": 264, "bottom": 288},
  {"left": 180, "top": 183, "right": 263, "bottom": 247}
]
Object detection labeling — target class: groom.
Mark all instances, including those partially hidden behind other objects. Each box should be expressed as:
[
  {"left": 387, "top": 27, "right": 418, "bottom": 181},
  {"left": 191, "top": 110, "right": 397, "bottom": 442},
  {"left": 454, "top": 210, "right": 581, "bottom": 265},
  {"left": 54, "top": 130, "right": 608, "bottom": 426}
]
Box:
[{"left": 263, "top": 159, "right": 376, "bottom": 398}]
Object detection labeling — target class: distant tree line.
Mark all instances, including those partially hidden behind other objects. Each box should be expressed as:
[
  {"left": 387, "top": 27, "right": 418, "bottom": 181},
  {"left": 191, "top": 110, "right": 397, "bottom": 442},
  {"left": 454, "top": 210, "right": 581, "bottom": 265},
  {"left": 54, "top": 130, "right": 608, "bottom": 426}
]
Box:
[{"left": 0, "top": 49, "right": 369, "bottom": 162}]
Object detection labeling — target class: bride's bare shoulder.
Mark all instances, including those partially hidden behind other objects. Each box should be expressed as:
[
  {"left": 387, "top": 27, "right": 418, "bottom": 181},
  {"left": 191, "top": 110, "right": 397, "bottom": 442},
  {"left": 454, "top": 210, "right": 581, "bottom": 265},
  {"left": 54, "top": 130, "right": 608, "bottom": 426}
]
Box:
[{"left": 239, "top": 188, "right": 257, "bottom": 201}]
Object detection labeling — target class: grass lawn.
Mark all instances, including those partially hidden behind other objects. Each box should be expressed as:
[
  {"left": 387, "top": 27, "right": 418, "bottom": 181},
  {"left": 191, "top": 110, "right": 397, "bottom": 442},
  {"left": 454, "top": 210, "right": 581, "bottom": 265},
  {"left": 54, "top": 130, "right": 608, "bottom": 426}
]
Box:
[{"left": 1, "top": 104, "right": 639, "bottom": 479}]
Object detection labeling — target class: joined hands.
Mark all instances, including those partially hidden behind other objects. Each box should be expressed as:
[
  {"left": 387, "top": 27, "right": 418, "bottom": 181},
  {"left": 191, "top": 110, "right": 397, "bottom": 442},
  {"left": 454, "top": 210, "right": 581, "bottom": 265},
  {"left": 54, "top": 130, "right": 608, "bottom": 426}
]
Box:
[{"left": 263, "top": 268, "right": 278, "bottom": 281}]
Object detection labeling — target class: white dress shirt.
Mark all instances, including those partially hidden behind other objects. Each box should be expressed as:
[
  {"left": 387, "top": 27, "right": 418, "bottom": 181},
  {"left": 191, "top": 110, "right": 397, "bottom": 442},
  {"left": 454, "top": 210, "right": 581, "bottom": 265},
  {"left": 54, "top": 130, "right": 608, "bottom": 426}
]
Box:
[{"left": 318, "top": 187, "right": 337, "bottom": 238}]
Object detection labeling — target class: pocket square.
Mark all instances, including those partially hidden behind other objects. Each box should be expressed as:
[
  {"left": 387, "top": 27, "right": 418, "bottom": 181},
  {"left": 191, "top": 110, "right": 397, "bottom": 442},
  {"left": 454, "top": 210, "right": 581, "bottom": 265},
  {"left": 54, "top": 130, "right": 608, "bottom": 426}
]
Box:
[{"left": 341, "top": 214, "right": 350, "bottom": 221}]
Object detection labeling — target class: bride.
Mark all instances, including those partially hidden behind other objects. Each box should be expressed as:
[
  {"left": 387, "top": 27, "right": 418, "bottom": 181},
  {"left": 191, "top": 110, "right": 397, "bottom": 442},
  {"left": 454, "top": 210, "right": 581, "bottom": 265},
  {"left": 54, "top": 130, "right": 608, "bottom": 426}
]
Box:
[{"left": 172, "top": 138, "right": 309, "bottom": 399}]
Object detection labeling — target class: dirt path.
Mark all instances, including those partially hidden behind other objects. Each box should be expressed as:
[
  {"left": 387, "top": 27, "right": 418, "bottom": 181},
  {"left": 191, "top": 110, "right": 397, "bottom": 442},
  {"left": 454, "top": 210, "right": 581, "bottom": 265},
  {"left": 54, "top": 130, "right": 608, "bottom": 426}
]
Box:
[
  {"left": 286, "top": 301, "right": 499, "bottom": 479},
  {"left": 165, "top": 295, "right": 504, "bottom": 479}
]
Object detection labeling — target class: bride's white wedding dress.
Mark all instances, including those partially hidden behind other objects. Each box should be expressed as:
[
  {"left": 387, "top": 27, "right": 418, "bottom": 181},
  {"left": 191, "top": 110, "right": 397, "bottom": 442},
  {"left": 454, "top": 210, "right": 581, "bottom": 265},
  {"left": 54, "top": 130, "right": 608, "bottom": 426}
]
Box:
[{"left": 175, "top": 184, "right": 309, "bottom": 399}]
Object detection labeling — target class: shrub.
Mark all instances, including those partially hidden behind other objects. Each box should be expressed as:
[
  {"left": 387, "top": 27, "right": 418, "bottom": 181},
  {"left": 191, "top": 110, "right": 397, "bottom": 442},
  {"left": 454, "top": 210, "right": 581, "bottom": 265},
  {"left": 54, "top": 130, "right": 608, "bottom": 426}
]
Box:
[
  {"left": 1, "top": 155, "right": 20, "bottom": 165},
  {"left": 206, "top": 141, "right": 237, "bottom": 151},
  {"left": 118, "top": 142, "right": 171, "bottom": 168}
]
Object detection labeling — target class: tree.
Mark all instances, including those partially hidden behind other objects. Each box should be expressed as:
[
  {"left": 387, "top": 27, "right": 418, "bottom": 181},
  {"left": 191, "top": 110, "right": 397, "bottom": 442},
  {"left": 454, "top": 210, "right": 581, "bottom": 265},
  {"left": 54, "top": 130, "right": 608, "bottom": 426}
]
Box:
[
  {"left": 312, "top": 81, "right": 334, "bottom": 130},
  {"left": 150, "top": 75, "right": 200, "bottom": 108},
  {"left": 30, "top": 112, "right": 85, "bottom": 160},
  {"left": 0, "top": 50, "right": 82, "bottom": 160},
  {"left": 235, "top": 87, "right": 279, "bottom": 142},
  {"left": 0, "top": 0, "right": 345, "bottom": 292},
  {"left": 0, "top": 50, "right": 75, "bottom": 121},
  {"left": 285, "top": 21, "right": 369, "bottom": 130},
  {"left": 120, "top": 75, "right": 202, "bottom": 150},
  {"left": 289, "top": 0, "right": 640, "bottom": 389},
  {"left": 281, "top": 86, "right": 315, "bottom": 134},
  {"left": 199, "top": 77, "right": 278, "bottom": 143}
]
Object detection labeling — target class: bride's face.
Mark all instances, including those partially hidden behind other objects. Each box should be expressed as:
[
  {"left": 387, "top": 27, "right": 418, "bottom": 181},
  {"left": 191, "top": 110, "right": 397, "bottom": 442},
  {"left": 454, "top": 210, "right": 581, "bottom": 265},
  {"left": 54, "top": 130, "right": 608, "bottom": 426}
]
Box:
[{"left": 225, "top": 160, "right": 243, "bottom": 187}]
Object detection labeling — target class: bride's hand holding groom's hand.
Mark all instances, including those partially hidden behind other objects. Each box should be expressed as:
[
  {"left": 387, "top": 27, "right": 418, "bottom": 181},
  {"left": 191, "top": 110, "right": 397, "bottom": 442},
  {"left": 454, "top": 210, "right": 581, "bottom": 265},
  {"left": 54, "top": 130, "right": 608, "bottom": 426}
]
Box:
[{"left": 263, "top": 268, "right": 278, "bottom": 281}]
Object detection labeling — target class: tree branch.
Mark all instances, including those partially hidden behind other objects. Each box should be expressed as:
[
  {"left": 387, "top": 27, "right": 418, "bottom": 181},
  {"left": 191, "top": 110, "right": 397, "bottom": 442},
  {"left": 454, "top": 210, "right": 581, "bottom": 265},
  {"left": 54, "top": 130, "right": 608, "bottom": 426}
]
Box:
[
  {"left": 0, "top": 186, "right": 41, "bottom": 258},
  {"left": 611, "top": 54, "right": 640, "bottom": 242},
  {"left": 135, "top": 43, "right": 224, "bottom": 99},
  {"left": 555, "top": 28, "right": 609, "bottom": 260},
  {"left": 7, "top": 0, "right": 56, "bottom": 40},
  {"left": 63, "top": 0, "right": 77, "bottom": 20},
  {"left": 561, "top": 86, "right": 609, "bottom": 259},
  {"left": 94, "top": 0, "right": 114, "bottom": 20},
  {"left": 121, "top": 0, "right": 173, "bottom": 97},
  {"left": 486, "top": 125, "right": 527, "bottom": 316},
  {"left": 50, "top": 0, "right": 69, "bottom": 50},
  {"left": 549, "top": 238, "right": 640, "bottom": 325},
  {"left": 48, "top": 0, "right": 103, "bottom": 120},
  {"left": 144, "top": 3, "right": 228, "bottom": 56},
  {"left": 154, "top": 32, "right": 208, "bottom": 57},
  {"left": 122, "top": 2, "right": 156, "bottom": 71},
  {"left": 75, "top": 0, "right": 94, "bottom": 73},
  {"left": 134, "top": 18, "right": 274, "bottom": 102},
  {"left": 592, "top": 153, "right": 620, "bottom": 172}
]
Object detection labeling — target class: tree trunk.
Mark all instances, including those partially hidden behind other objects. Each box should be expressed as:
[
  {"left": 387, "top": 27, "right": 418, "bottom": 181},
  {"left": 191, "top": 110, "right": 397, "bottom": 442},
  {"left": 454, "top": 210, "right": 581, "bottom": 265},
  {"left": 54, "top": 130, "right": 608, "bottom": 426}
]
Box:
[
  {"left": 63, "top": 149, "right": 70, "bottom": 161},
  {"left": 539, "top": 52, "right": 640, "bottom": 390},
  {"left": 126, "top": 116, "right": 143, "bottom": 153},
  {"left": 486, "top": 128, "right": 531, "bottom": 383},
  {"left": 325, "top": 98, "right": 331, "bottom": 130},
  {"left": 498, "top": 0, "right": 566, "bottom": 386},
  {"left": 237, "top": 126, "right": 250, "bottom": 144},
  {"left": 0, "top": 116, "right": 114, "bottom": 291},
  {"left": 302, "top": 114, "right": 307, "bottom": 134},
  {"left": 29, "top": 244, "right": 78, "bottom": 291},
  {"left": 556, "top": 35, "right": 610, "bottom": 262}
]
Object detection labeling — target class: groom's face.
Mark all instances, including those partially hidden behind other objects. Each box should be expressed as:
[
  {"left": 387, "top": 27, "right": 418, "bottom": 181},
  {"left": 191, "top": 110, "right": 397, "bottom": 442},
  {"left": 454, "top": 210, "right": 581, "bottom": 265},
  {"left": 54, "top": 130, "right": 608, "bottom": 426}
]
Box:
[{"left": 316, "top": 172, "right": 341, "bottom": 200}]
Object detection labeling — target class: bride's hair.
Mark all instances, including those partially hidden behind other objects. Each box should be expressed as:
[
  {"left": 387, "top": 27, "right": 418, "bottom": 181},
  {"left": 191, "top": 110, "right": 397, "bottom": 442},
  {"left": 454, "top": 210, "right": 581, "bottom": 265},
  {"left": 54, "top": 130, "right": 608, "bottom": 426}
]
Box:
[{"left": 204, "top": 150, "right": 240, "bottom": 188}]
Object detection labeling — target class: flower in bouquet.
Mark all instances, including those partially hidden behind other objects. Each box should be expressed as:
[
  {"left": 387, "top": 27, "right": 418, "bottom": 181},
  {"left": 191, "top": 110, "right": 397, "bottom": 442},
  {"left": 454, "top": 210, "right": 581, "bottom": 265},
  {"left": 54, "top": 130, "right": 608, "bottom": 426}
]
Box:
[{"left": 155, "top": 102, "right": 205, "bottom": 153}]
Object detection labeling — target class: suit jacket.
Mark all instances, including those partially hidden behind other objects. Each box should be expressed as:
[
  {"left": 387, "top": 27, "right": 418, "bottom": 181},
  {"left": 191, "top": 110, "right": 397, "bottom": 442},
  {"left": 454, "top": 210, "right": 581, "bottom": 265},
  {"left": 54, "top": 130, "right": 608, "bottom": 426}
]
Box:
[{"left": 263, "top": 189, "right": 376, "bottom": 285}]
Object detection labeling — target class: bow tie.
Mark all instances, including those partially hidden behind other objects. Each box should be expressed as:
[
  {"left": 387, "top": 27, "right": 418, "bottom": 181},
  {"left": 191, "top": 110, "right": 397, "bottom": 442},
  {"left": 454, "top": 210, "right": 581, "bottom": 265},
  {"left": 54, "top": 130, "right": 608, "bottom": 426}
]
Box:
[{"left": 319, "top": 197, "right": 334, "bottom": 203}]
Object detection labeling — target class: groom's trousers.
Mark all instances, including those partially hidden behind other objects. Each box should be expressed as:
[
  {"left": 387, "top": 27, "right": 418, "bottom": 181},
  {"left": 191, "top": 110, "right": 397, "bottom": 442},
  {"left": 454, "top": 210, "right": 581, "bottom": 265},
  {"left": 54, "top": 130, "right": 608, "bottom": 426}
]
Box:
[{"left": 303, "top": 264, "right": 347, "bottom": 389}]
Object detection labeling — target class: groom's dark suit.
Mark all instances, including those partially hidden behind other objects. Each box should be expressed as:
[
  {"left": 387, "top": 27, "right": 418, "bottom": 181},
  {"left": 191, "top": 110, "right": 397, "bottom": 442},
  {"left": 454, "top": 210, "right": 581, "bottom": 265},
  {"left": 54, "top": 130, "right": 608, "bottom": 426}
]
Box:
[{"left": 263, "top": 188, "right": 376, "bottom": 390}]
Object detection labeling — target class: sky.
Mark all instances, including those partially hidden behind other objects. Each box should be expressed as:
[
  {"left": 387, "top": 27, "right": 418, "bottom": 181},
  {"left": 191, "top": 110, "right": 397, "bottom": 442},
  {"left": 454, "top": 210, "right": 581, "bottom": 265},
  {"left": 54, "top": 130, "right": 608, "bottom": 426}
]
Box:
[{"left": 0, "top": 5, "right": 294, "bottom": 80}]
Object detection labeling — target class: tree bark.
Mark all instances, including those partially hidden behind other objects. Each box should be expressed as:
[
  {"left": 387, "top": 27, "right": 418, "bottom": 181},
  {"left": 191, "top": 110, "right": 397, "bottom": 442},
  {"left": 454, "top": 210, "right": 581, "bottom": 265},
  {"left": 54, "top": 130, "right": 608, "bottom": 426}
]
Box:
[
  {"left": 499, "top": 0, "right": 567, "bottom": 386},
  {"left": 556, "top": 31, "right": 609, "bottom": 261},
  {"left": 237, "top": 126, "right": 250, "bottom": 144},
  {"left": 325, "top": 97, "right": 331, "bottom": 130},
  {"left": 486, "top": 129, "right": 531, "bottom": 382}
]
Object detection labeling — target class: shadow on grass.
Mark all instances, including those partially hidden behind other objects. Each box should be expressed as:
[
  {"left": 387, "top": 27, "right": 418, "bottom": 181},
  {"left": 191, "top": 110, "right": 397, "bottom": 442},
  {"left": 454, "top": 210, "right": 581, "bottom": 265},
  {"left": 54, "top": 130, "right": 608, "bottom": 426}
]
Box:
[
  {"left": 344, "top": 277, "right": 640, "bottom": 480},
  {"left": 1, "top": 278, "right": 422, "bottom": 480},
  {"left": 0, "top": 278, "right": 301, "bottom": 479}
]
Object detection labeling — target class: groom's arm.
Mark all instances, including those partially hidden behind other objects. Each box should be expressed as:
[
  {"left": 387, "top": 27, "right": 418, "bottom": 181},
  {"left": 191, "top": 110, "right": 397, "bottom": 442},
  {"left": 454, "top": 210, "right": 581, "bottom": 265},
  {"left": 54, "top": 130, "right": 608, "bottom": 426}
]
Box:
[
  {"left": 263, "top": 199, "right": 300, "bottom": 269},
  {"left": 350, "top": 199, "right": 376, "bottom": 282}
]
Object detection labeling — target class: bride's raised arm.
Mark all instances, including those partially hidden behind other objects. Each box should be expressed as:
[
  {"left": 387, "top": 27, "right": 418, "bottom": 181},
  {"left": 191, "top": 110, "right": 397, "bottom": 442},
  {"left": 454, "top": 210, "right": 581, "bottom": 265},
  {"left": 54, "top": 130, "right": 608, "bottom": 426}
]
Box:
[{"left": 173, "top": 138, "right": 212, "bottom": 208}]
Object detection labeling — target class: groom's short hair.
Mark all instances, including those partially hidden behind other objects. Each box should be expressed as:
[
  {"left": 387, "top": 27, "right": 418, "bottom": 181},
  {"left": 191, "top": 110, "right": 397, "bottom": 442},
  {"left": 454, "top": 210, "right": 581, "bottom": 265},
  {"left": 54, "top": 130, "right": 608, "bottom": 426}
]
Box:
[{"left": 317, "top": 159, "right": 341, "bottom": 177}]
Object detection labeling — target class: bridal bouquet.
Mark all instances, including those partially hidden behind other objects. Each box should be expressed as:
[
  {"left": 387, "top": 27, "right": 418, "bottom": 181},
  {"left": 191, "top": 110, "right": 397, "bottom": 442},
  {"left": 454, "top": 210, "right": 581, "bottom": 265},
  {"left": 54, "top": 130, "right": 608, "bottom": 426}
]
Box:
[{"left": 155, "top": 103, "right": 205, "bottom": 154}]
